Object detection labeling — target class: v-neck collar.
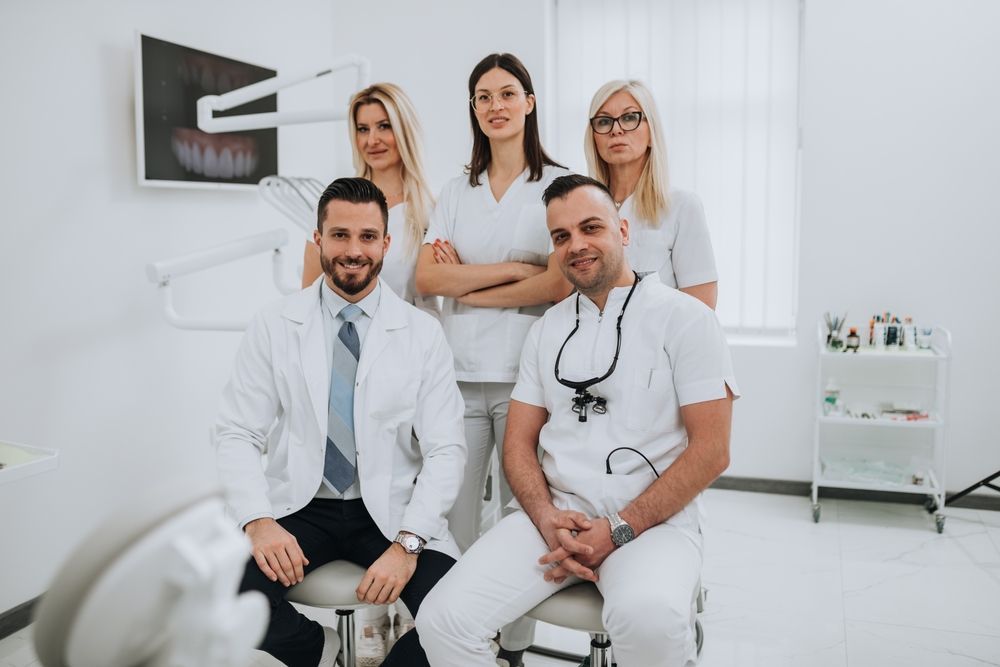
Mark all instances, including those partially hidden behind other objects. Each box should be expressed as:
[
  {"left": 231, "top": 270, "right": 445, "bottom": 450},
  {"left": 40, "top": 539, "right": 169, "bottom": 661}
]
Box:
[{"left": 481, "top": 167, "right": 529, "bottom": 208}]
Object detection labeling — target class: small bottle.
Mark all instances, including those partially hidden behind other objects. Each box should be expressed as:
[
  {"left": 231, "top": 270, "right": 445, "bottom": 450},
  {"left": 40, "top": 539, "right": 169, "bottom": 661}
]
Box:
[
  {"left": 823, "top": 379, "right": 841, "bottom": 416},
  {"left": 845, "top": 327, "right": 860, "bottom": 352},
  {"left": 902, "top": 316, "right": 917, "bottom": 350},
  {"left": 873, "top": 316, "right": 886, "bottom": 349},
  {"left": 868, "top": 317, "right": 875, "bottom": 346}
]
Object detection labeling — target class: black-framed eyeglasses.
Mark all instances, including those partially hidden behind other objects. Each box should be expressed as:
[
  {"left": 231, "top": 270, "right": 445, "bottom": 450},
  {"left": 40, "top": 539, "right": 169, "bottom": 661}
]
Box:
[
  {"left": 470, "top": 89, "right": 530, "bottom": 113},
  {"left": 589, "top": 111, "right": 645, "bottom": 134}
]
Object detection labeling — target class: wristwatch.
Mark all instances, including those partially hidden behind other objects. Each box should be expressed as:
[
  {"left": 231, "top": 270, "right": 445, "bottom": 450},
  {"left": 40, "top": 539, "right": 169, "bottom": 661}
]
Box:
[
  {"left": 394, "top": 531, "right": 426, "bottom": 555},
  {"left": 606, "top": 512, "right": 635, "bottom": 547}
]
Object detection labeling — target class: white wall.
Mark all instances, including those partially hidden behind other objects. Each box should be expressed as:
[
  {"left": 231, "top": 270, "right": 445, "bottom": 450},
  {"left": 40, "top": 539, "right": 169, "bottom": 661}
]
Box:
[
  {"left": 2, "top": 0, "right": 998, "bottom": 615},
  {"left": 0, "top": 0, "right": 344, "bottom": 612}
]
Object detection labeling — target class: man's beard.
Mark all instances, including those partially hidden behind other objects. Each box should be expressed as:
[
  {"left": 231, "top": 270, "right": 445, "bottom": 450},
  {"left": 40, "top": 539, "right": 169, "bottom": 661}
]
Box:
[
  {"left": 320, "top": 253, "right": 384, "bottom": 296},
  {"left": 565, "top": 250, "right": 623, "bottom": 296}
]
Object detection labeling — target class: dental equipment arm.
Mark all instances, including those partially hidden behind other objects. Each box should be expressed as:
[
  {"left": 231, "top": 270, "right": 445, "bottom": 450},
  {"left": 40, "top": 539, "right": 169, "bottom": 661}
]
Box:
[
  {"left": 146, "top": 229, "right": 295, "bottom": 331},
  {"left": 197, "top": 55, "right": 370, "bottom": 133}
]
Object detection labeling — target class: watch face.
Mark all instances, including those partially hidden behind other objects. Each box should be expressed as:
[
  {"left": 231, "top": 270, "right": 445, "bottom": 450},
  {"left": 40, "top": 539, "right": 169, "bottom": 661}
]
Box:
[
  {"left": 612, "top": 523, "right": 635, "bottom": 546},
  {"left": 400, "top": 535, "right": 422, "bottom": 552}
]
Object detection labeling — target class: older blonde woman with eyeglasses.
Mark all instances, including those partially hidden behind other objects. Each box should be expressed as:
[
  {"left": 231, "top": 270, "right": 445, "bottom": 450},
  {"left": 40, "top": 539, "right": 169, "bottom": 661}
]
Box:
[{"left": 585, "top": 79, "right": 718, "bottom": 309}]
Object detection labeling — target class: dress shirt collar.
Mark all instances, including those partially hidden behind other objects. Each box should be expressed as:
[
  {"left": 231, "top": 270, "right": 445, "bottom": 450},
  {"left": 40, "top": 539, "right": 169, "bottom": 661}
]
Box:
[{"left": 321, "top": 278, "right": 381, "bottom": 322}]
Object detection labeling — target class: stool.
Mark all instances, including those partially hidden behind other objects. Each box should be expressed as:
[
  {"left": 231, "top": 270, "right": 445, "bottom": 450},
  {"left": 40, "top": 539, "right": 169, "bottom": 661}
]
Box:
[
  {"left": 526, "top": 583, "right": 705, "bottom": 666},
  {"left": 287, "top": 560, "right": 368, "bottom": 667}
]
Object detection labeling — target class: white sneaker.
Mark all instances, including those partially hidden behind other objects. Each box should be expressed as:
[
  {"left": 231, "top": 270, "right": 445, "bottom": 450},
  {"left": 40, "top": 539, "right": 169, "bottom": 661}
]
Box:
[
  {"left": 318, "top": 626, "right": 341, "bottom": 667},
  {"left": 356, "top": 622, "right": 389, "bottom": 667}
]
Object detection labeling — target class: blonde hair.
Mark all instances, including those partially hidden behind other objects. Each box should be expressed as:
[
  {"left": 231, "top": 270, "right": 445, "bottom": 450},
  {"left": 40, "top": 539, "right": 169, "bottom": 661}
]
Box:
[
  {"left": 584, "top": 80, "right": 671, "bottom": 227},
  {"left": 348, "top": 83, "right": 434, "bottom": 254}
]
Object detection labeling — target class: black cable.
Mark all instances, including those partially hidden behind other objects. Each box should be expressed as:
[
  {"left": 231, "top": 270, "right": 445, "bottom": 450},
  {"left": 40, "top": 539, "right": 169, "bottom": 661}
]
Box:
[{"left": 605, "top": 446, "right": 660, "bottom": 478}]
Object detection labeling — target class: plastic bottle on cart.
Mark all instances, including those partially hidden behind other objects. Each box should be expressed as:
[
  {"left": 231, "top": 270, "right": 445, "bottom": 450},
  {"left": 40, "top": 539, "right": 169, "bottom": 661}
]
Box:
[
  {"left": 823, "top": 379, "right": 841, "bottom": 416},
  {"left": 873, "top": 316, "right": 886, "bottom": 349},
  {"left": 903, "top": 316, "right": 917, "bottom": 350}
]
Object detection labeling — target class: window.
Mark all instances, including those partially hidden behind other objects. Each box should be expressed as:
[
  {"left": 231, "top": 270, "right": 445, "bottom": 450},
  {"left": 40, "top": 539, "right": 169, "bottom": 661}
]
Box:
[{"left": 552, "top": 0, "right": 802, "bottom": 335}]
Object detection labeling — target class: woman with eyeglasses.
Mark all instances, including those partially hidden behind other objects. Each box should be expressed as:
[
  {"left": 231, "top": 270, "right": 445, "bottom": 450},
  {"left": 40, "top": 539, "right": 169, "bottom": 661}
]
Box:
[
  {"left": 586, "top": 80, "right": 718, "bottom": 309},
  {"left": 415, "top": 52, "right": 570, "bottom": 667},
  {"left": 303, "top": 83, "right": 437, "bottom": 316}
]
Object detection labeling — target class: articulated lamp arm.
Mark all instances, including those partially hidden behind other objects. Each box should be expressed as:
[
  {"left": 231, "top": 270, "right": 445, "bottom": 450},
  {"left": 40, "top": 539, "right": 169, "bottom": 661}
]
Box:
[{"left": 197, "top": 54, "right": 371, "bottom": 133}]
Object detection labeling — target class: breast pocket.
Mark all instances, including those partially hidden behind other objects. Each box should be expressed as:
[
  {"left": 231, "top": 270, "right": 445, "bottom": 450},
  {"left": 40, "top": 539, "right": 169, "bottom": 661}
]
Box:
[
  {"left": 625, "top": 367, "right": 678, "bottom": 432},
  {"left": 628, "top": 226, "right": 671, "bottom": 276}
]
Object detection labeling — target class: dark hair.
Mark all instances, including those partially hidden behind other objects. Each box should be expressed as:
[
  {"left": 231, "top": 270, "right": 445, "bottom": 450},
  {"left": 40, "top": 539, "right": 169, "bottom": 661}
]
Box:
[
  {"left": 316, "top": 177, "right": 389, "bottom": 232},
  {"left": 466, "top": 53, "right": 564, "bottom": 187},
  {"left": 543, "top": 174, "right": 616, "bottom": 209}
]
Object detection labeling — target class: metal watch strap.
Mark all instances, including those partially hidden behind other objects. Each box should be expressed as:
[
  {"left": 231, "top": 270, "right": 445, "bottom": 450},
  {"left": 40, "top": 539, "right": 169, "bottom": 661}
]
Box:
[{"left": 394, "top": 531, "right": 426, "bottom": 554}]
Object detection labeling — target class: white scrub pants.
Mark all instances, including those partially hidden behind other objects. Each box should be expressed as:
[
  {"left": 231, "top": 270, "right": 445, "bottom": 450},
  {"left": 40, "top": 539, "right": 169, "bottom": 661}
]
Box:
[
  {"left": 418, "top": 511, "right": 703, "bottom": 667},
  {"left": 446, "top": 381, "right": 535, "bottom": 651}
]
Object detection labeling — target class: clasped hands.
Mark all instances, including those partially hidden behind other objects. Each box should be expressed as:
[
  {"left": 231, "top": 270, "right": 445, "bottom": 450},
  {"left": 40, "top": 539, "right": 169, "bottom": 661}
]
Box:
[
  {"left": 535, "top": 507, "right": 616, "bottom": 584},
  {"left": 245, "top": 518, "right": 416, "bottom": 604}
]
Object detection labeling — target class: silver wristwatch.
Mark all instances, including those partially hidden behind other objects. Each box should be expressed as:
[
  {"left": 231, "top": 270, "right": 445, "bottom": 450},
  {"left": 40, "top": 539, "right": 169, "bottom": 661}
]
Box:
[
  {"left": 394, "top": 531, "right": 426, "bottom": 554},
  {"left": 607, "top": 512, "right": 635, "bottom": 547}
]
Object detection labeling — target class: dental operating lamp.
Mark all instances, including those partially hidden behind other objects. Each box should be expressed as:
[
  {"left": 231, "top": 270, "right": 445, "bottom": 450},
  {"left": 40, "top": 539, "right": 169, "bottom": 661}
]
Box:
[{"left": 32, "top": 481, "right": 268, "bottom": 667}]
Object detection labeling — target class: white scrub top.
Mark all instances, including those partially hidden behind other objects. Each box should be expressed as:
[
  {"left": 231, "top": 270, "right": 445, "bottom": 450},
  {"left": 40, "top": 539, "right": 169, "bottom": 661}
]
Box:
[
  {"left": 381, "top": 203, "right": 419, "bottom": 305},
  {"left": 620, "top": 189, "right": 718, "bottom": 289},
  {"left": 425, "top": 165, "right": 570, "bottom": 383},
  {"left": 511, "top": 274, "right": 739, "bottom": 533}
]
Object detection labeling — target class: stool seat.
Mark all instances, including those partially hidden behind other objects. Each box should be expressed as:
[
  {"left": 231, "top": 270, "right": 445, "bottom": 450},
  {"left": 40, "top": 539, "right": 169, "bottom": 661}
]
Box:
[
  {"left": 527, "top": 582, "right": 605, "bottom": 633},
  {"left": 287, "top": 560, "right": 368, "bottom": 610}
]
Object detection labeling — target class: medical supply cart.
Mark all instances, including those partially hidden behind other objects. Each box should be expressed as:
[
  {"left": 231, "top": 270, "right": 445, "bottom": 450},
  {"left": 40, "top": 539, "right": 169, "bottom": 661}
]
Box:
[{"left": 811, "top": 323, "right": 951, "bottom": 532}]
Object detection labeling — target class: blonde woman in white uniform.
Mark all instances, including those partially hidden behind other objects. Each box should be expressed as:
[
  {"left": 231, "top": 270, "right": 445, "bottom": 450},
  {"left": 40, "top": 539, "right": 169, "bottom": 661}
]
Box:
[
  {"left": 415, "top": 53, "right": 571, "bottom": 667},
  {"left": 304, "top": 83, "right": 436, "bottom": 313},
  {"left": 585, "top": 80, "right": 718, "bottom": 309},
  {"left": 302, "top": 83, "right": 435, "bottom": 666}
]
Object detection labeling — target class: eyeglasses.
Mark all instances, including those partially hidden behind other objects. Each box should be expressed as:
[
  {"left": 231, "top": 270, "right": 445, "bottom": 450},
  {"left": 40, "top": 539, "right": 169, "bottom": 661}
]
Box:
[
  {"left": 589, "top": 111, "right": 645, "bottom": 134},
  {"left": 470, "top": 89, "right": 529, "bottom": 112}
]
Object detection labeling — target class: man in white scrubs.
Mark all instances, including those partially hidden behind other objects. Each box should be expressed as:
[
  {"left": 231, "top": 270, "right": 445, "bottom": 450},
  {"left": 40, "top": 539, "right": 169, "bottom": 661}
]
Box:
[
  {"left": 215, "top": 178, "right": 466, "bottom": 667},
  {"left": 417, "top": 174, "right": 738, "bottom": 667}
]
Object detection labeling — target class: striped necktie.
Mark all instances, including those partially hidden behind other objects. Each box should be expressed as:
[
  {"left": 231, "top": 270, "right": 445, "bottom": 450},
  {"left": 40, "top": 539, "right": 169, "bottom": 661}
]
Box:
[{"left": 323, "top": 304, "right": 362, "bottom": 493}]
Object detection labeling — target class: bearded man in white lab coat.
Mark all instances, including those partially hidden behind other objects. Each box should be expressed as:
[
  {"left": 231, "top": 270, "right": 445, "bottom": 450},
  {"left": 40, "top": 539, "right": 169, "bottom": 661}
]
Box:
[
  {"left": 417, "top": 174, "right": 739, "bottom": 667},
  {"left": 214, "top": 177, "right": 466, "bottom": 667}
]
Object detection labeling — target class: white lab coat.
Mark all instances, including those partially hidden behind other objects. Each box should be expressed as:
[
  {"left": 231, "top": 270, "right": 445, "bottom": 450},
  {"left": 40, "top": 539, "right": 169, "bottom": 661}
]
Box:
[{"left": 214, "top": 278, "right": 467, "bottom": 559}]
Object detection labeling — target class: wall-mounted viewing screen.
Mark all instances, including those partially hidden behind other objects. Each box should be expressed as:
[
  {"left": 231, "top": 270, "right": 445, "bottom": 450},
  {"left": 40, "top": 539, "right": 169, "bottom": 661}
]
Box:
[{"left": 135, "top": 33, "right": 278, "bottom": 189}]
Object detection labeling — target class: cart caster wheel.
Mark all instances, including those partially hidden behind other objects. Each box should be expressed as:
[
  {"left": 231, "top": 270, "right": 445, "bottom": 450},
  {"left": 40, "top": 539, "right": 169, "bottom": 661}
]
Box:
[
  {"left": 924, "top": 497, "right": 938, "bottom": 513},
  {"left": 935, "top": 514, "right": 945, "bottom": 534},
  {"left": 812, "top": 504, "right": 821, "bottom": 523}
]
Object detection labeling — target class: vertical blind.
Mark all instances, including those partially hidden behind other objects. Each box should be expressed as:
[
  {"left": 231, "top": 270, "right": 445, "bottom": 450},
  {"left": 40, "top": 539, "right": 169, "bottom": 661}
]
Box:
[{"left": 552, "top": 0, "right": 802, "bottom": 335}]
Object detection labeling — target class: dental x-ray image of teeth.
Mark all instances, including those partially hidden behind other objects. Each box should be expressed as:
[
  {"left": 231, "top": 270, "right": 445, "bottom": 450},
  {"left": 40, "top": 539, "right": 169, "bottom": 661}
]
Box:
[{"left": 137, "top": 34, "right": 278, "bottom": 188}]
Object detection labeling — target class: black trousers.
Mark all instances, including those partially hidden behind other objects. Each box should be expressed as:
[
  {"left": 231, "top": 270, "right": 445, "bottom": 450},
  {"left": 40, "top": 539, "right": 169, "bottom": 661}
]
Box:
[{"left": 239, "top": 498, "right": 455, "bottom": 667}]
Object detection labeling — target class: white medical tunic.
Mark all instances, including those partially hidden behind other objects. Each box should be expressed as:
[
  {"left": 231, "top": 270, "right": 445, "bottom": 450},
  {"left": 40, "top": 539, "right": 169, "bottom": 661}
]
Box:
[
  {"left": 425, "top": 165, "right": 570, "bottom": 383},
  {"left": 380, "top": 203, "right": 439, "bottom": 314},
  {"left": 511, "top": 274, "right": 739, "bottom": 534},
  {"left": 620, "top": 189, "right": 718, "bottom": 289}
]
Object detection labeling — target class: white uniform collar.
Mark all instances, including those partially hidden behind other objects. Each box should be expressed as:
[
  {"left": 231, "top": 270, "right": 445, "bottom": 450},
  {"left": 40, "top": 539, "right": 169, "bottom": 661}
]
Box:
[{"left": 578, "top": 272, "right": 656, "bottom": 316}]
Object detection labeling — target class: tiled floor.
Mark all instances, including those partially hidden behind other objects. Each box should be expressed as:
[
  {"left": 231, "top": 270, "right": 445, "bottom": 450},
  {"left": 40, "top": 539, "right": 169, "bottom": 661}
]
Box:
[{"left": 4, "top": 489, "right": 999, "bottom": 666}]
